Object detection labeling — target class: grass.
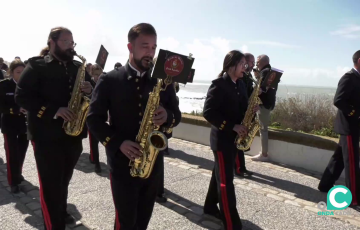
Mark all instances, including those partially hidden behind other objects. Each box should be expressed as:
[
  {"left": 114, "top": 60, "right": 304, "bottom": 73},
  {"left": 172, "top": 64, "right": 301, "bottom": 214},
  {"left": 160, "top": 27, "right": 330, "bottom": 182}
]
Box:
[{"left": 183, "top": 94, "right": 339, "bottom": 138}]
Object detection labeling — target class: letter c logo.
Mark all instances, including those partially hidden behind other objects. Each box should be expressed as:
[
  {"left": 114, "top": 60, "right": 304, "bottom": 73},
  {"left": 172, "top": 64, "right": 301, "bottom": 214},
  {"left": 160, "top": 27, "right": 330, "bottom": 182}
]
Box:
[{"left": 327, "top": 185, "right": 352, "bottom": 210}]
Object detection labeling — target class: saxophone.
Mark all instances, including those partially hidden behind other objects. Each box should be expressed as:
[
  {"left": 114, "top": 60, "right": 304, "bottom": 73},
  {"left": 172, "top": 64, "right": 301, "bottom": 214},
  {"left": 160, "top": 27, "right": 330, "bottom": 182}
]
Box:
[
  {"left": 129, "top": 62, "right": 170, "bottom": 179},
  {"left": 235, "top": 72, "right": 263, "bottom": 151},
  {"left": 63, "top": 50, "right": 91, "bottom": 136}
]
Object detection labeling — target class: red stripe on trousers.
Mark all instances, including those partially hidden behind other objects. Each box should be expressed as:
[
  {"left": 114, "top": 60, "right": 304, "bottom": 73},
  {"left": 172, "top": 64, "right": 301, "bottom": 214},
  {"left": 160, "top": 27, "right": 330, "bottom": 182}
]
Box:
[
  {"left": 88, "top": 131, "right": 94, "bottom": 162},
  {"left": 347, "top": 136, "right": 358, "bottom": 205},
  {"left": 216, "top": 151, "right": 233, "bottom": 230},
  {"left": 235, "top": 154, "right": 241, "bottom": 174},
  {"left": 32, "top": 141, "right": 52, "bottom": 230},
  {"left": 109, "top": 174, "right": 121, "bottom": 230},
  {"left": 3, "top": 134, "right": 12, "bottom": 186}
]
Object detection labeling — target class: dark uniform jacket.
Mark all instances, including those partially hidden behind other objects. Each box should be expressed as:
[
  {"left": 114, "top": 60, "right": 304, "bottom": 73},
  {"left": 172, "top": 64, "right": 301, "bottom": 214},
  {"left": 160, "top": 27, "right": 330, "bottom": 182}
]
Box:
[
  {"left": 14, "top": 54, "right": 93, "bottom": 141},
  {"left": 242, "top": 72, "right": 254, "bottom": 98},
  {"left": 258, "top": 64, "right": 277, "bottom": 110},
  {"left": 334, "top": 68, "right": 360, "bottom": 135},
  {"left": 203, "top": 73, "right": 248, "bottom": 151},
  {"left": 161, "top": 82, "right": 178, "bottom": 139},
  {"left": 86, "top": 63, "right": 181, "bottom": 170},
  {"left": 0, "top": 78, "right": 27, "bottom": 134}
]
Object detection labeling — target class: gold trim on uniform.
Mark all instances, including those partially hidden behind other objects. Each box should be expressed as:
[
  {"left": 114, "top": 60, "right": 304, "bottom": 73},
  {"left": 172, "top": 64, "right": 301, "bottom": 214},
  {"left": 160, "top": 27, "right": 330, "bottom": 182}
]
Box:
[
  {"left": 103, "top": 141, "right": 107, "bottom": 146},
  {"left": 106, "top": 137, "right": 110, "bottom": 142},
  {"left": 349, "top": 109, "right": 355, "bottom": 116},
  {"left": 223, "top": 121, "right": 226, "bottom": 124}
]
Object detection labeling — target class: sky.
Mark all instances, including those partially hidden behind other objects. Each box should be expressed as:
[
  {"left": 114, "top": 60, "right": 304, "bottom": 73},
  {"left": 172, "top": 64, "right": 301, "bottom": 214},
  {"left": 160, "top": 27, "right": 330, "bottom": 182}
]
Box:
[{"left": 1, "top": 0, "right": 359, "bottom": 87}]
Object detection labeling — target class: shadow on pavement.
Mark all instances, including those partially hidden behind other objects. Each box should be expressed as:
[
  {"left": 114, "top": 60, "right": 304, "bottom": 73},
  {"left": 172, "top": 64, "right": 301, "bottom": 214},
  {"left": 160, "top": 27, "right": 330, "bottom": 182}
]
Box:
[
  {"left": 167, "top": 148, "right": 328, "bottom": 204},
  {"left": 160, "top": 188, "right": 264, "bottom": 230},
  {"left": 75, "top": 152, "right": 109, "bottom": 179}
]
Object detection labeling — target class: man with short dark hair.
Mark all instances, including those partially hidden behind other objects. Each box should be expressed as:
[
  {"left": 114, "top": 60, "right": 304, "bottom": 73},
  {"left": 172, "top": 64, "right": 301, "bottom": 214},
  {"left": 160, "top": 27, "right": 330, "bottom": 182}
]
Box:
[
  {"left": 114, "top": 62, "right": 122, "bottom": 70},
  {"left": 318, "top": 50, "right": 360, "bottom": 207},
  {"left": 87, "top": 22, "right": 181, "bottom": 229}
]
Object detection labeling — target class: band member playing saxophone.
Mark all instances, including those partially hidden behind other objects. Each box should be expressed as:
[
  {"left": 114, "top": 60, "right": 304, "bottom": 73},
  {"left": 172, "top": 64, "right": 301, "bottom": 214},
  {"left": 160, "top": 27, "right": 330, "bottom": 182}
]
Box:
[
  {"left": 203, "top": 50, "right": 259, "bottom": 230},
  {"left": 87, "top": 23, "right": 181, "bottom": 230},
  {"left": 0, "top": 59, "right": 29, "bottom": 193},
  {"left": 234, "top": 53, "right": 255, "bottom": 177},
  {"left": 15, "top": 27, "right": 93, "bottom": 229},
  {"left": 318, "top": 50, "right": 360, "bottom": 207}
]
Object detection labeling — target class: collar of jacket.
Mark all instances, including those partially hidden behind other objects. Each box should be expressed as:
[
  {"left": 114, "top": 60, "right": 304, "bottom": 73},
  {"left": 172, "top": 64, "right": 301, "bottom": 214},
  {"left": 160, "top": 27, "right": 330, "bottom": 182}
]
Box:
[
  {"left": 44, "top": 53, "right": 75, "bottom": 67},
  {"left": 352, "top": 68, "right": 360, "bottom": 78},
  {"left": 223, "top": 72, "right": 240, "bottom": 85},
  {"left": 260, "top": 64, "right": 271, "bottom": 71},
  {"left": 124, "top": 62, "right": 152, "bottom": 81}
]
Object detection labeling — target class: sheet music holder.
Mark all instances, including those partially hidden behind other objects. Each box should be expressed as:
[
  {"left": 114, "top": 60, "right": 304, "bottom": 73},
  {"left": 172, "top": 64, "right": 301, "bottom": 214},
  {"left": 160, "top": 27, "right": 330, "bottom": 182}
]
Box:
[
  {"left": 95, "top": 45, "right": 109, "bottom": 70},
  {"left": 262, "top": 67, "right": 283, "bottom": 89},
  {"left": 186, "top": 69, "right": 195, "bottom": 83},
  {"left": 152, "top": 49, "right": 194, "bottom": 84}
]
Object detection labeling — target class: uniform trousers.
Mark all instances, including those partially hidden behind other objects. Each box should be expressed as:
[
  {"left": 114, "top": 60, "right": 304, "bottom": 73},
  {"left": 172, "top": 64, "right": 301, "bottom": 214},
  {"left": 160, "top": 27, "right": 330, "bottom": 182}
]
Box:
[
  {"left": 258, "top": 106, "right": 271, "bottom": 154},
  {"left": 204, "top": 147, "right": 242, "bottom": 230},
  {"left": 318, "top": 133, "right": 360, "bottom": 206},
  {"left": 234, "top": 150, "right": 246, "bottom": 174},
  {"left": 3, "top": 133, "right": 29, "bottom": 186},
  {"left": 32, "top": 137, "right": 83, "bottom": 230},
  {"left": 157, "top": 147, "right": 168, "bottom": 196},
  {"left": 109, "top": 153, "right": 161, "bottom": 230},
  {"left": 88, "top": 131, "right": 100, "bottom": 164}
]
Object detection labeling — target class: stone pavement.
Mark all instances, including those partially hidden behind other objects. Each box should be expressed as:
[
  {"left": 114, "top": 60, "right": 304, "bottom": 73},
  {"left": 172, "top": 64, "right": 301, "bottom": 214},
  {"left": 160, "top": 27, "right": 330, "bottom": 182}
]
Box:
[{"left": 1, "top": 136, "right": 360, "bottom": 230}]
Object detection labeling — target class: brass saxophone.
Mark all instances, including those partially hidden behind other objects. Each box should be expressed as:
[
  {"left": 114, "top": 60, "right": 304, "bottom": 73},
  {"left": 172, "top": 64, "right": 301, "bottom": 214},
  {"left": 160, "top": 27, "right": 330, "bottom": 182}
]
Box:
[
  {"left": 129, "top": 61, "right": 170, "bottom": 179},
  {"left": 235, "top": 72, "right": 263, "bottom": 151},
  {"left": 63, "top": 50, "right": 91, "bottom": 136}
]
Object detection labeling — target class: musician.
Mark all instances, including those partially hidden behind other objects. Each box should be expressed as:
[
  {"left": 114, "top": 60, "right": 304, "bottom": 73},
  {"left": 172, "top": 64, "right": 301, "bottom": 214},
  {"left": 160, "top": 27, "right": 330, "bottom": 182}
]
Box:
[
  {"left": 203, "top": 50, "right": 258, "bottom": 229},
  {"left": 318, "top": 50, "right": 360, "bottom": 206},
  {"left": 87, "top": 23, "right": 181, "bottom": 230},
  {"left": 251, "top": 54, "right": 275, "bottom": 162},
  {"left": 114, "top": 62, "right": 122, "bottom": 70},
  {"left": 87, "top": 63, "right": 104, "bottom": 173},
  {"left": 0, "top": 59, "right": 29, "bottom": 193},
  {"left": 234, "top": 53, "right": 255, "bottom": 177},
  {"left": 156, "top": 82, "right": 179, "bottom": 203},
  {"left": 15, "top": 27, "right": 93, "bottom": 229}
]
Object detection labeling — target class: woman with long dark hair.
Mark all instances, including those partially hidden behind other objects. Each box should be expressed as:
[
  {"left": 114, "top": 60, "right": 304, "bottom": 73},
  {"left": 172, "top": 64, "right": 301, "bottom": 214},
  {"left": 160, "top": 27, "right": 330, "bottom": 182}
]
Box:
[
  {"left": 0, "top": 59, "right": 29, "bottom": 193},
  {"left": 203, "top": 50, "right": 257, "bottom": 229}
]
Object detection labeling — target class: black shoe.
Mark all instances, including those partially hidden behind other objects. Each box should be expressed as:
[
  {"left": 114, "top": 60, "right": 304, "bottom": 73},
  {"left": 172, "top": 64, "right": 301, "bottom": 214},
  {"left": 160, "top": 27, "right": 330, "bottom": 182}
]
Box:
[
  {"left": 156, "top": 195, "right": 167, "bottom": 203},
  {"left": 89, "top": 155, "right": 95, "bottom": 164},
  {"left": 235, "top": 169, "right": 253, "bottom": 177},
  {"left": 95, "top": 163, "right": 102, "bottom": 173},
  {"left": 318, "top": 184, "right": 332, "bottom": 193},
  {"left": 19, "top": 175, "right": 25, "bottom": 182},
  {"left": 64, "top": 213, "right": 76, "bottom": 224},
  {"left": 11, "top": 185, "right": 20, "bottom": 194}
]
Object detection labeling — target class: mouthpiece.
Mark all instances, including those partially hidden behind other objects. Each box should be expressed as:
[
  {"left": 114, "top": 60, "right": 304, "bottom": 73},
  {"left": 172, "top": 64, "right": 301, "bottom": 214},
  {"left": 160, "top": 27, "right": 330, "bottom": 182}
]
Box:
[{"left": 70, "top": 49, "right": 77, "bottom": 55}]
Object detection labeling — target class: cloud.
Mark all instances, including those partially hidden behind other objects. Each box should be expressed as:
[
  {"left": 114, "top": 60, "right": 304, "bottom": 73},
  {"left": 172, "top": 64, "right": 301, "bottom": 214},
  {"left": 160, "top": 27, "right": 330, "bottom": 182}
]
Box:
[
  {"left": 279, "top": 66, "right": 351, "bottom": 87},
  {"left": 330, "top": 24, "right": 360, "bottom": 39},
  {"left": 248, "top": 41, "right": 301, "bottom": 48}
]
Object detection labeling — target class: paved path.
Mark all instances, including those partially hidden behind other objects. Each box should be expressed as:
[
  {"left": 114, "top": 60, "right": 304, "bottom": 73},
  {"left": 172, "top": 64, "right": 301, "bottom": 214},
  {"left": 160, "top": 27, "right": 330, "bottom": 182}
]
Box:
[{"left": 1, "top": 136, "right": 360, "bottom": 230}]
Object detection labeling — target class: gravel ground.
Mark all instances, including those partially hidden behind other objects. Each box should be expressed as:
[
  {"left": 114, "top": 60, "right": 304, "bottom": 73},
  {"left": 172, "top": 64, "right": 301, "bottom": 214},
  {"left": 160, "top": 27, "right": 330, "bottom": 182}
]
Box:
[{"left": 0, "top": 137, "right": 359, "bottom": 230}]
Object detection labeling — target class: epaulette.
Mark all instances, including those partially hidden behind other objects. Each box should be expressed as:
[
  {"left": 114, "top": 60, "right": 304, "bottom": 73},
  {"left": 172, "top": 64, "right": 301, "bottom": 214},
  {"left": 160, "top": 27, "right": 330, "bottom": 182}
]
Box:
[
  {"left": 72, "top": 60, "right": 83, "bottom": 66},
  {"left": 27, "top": 56, "right": 46, "bottom": 66}
]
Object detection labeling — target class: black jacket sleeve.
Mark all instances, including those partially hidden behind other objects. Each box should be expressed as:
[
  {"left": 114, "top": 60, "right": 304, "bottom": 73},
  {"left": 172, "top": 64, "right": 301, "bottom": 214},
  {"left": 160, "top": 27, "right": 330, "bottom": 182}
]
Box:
[
  {"left": 15, "top": 63, "right": 59, "bottom": 120},
  {"left": 160, "top": 83, "right": 181, "bottom": 129},
  {"left": 203, "top": 82, "right": 235, "bottom": 132},
  {"left": 334, "top": 74, "right": 358, "bottom": 117},
  {"left": 86, "top": 76, "right": 124, "bottom": 153},
  {"left": 0, "top": 82, "right": 19, "bottom": 114}
]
